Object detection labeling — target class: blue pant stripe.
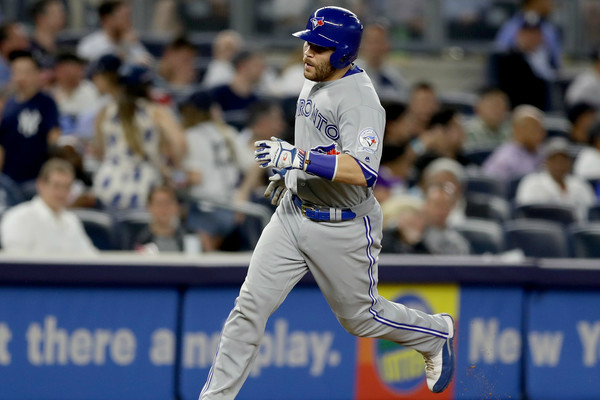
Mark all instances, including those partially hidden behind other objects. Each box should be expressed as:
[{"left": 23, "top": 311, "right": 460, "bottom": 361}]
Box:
[{"left": 363, "top": 216, "right": 449, "bottom": 339}]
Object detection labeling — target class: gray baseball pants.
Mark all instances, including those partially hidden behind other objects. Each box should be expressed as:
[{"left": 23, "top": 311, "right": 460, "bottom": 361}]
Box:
[{"left": 199, "top": 193, "right": 450, "bottom": 399}]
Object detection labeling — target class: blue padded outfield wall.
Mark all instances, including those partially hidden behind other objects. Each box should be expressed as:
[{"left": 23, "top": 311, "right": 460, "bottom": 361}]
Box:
[
  {"left": 0, "top": 256, "right": 599, "bottom": 399},
  {"left": 0, "top": 287, "right": 178, "bottom": 400}
]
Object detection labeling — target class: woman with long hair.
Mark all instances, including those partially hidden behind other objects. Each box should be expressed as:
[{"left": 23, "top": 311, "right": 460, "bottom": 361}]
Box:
[{"left": 93, "top": 63, "right": 186, "bottom": 209}]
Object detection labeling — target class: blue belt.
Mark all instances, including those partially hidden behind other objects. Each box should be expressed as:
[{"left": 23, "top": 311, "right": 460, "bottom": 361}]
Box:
[{"left": 292, "top": 195, "right": 356, "bottom": 222}]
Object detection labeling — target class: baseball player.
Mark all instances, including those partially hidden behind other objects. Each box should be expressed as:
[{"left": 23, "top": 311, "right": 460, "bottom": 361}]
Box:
[{"left": 200, "top": 7, "right": 455, "bottom": 399}]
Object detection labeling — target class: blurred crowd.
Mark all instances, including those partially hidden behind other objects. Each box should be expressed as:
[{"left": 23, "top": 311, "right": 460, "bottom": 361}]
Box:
[{"left": 0, "top": 0, "right": 598, "bottom": 257}]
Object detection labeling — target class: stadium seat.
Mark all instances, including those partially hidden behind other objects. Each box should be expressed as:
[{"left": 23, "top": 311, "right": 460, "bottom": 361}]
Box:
[
  {"left": 505, "top": 176, "right": 523, "bottom": 201},
  {"left": 463, "top": 148, "right": 494, "bottom": 166},
  {"left": 512, "top": 203, "right": 576, "bottom": 226},
  {"left": 113, "top": 210, "right": 152, "bottom": 250},
  {"left": 465, "top": 174, "right": 506, "bottom": 198},
  {"left": 544, "top": 115, "right": 571, "bottom": 140},
  {"left": 589, "top": 204, "right": 600, "bottom": 222},
  {"left": 568, "top": 223, "right": 600, "bottom": 258},
  {"left": 454, "top": 218, "right": 504, "bottom": 255},
  {"left": 70, "top": 208, "right": 116, "bottom": 250},
  {"left": 504, "top": 219, "right": 568, "bottom": 258},
  {"left": 465, "top": 193, "right": 510, "bottom": 222}
]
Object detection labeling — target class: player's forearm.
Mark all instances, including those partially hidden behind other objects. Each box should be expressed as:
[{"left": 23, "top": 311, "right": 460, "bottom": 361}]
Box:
[{"left": 332, "top": 154, "right": 367, "bottom": 186}]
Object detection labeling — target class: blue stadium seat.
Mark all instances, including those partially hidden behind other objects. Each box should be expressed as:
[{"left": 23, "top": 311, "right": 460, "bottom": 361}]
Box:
[
  {"left": 465, "top": 193, "right": 510, "bottom": 222},
  {"left": 589, "top": 204, "right": 600, "bottom": 222},
  {"left": 454, "top": 218, "right": 504, "bottom": 255},
  {"left": 512, "top": 203, "right": 576, "bottom": 226},
  {"left": 505, "top": 176, "right": 523, "bottom": 201},
  {"left": 465, "top": 174, "right": 506, "bottom": 198},
  {"left": 113, "top": 210, "right": 152, "bottom": 250},
  {"left": 544, "top": 115, "right": 571, "bottom": 140},
  {"left": 504, "top": 219, "right": 568, "bottom": 258},
  {"left": 569, "top": 223, "right": 600, "bottom": 258},
  {"left": 70, "top": 208, "right": 116, "bottom": 250},
  {"left": 463, "top": 148, "right": 494, "bottom": 166}
]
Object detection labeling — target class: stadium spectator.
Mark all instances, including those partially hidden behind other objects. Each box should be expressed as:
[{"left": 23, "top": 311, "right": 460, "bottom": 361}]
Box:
[
  {"left": 202, "top": 29, "right": 243, "bottom": 89},
  {"left": 0, "top": 158, "right": 96, "bottom": 255},
  {"left": 0, "top": 50, "right": 61, "bottom": 190},
  {"left": 412, "top": 107, "right": 471, "bottom": 180},
  {"left": 516, "top": 137, "right": 596, "bottom": 221},
  {"left": 495, "top": 0, "right": 561, "bottom": 79},
  {"left": 574, "top": 120, "right": 600, "bottom": 180},
  {"left": 381, "top": 101, "right": 417, "bottom": 145},
  {"left": 375, "top": 140, "right": 416, "bottom": 203},
  {"left": 421, "top": 181, "right": 470, "bottom": 255},
  {"left": 465, "top": 87, "right": 511, "bottom": 149},
  {"left": 74, "top": 53, "right": 122, "bottom": 141},
  {"left": 357, "top": 23, "right": 408, "bottom": 102},
  {"left": 133, "top": 184, "right": 192, "bottom": 253},
  {"left": 566, "top": 49, "right": 600, "bottom": 110},
  {"left": 51, "top": 51, "right": 100, "bottom": 135},
  {"left": 265, "top": 47, "right": 305, "bottom": 98},
  {"left": 179, "top": 90, "right": 253, "bottom": 252},
  {"left": 77, "top": 0, "right": 152, "bottom": 64},
  {"left": 406, "top": 81, "right": 439, "bottom": 136},
  {"left": 93, "top": 64, "right": 185, "bottom": 210},
  {"left": 156, "top": 36, "right": 198, "bottom": 103},
  {"left": 0, "top": 22, "right": 29, "bottom": 89},
  {"left": 54, "top": 135, "right": 95, "bottom": 208},
  {"left": 237, "top": 99, "right": 287, "bottom": 204},
  {"left": 210, "top": 49, "right": 265, "bottom": 131},
  {"left": 488, "top": 12, "right": 551, "bottom": 110},
  {"left": 482, "top": 105, "right": 546, "bottom": 181},
  {"left": 567, "top": 103, "right": 597, "bottom": 145},
  {"left": 381, "top": 196, "right": 429, "bottom": 254},
  {"left": 419, "top": 157, "right": 467, "bottom": 226},
  {"left": 239, "top": 99, "right": 287, "bottom": 145},
  {"left": 29, "top": 0, "right": 67, "bottom": 72}
]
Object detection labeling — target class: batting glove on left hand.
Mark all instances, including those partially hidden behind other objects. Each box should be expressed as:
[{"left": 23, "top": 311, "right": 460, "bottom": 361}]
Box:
[
  {"left": 255, "top": 137, "right": 306, "bottom": 170},
  {"left": 264, "top": 169, "right": 287, "bottom": 206}
]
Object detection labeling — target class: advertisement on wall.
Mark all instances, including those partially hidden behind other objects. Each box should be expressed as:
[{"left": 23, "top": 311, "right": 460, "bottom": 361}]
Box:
[
  {"left": 180, "top": 287, "right": 357, "bottom": 400},
  {"left": 455, "top": 286, "right": 524, "bottom": 400},
  {"left": 0, "top": 287, "right": 179, "bottom": 400},
  {"left": 354, "top": 284, "right": 460, "bottom": 400},
  {"left": 527, "top": 290, "right": 600, "bottom": 400}
]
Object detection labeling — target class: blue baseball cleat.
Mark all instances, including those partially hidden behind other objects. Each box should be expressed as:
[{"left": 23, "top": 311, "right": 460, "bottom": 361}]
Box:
[{"left": 424, "top": 314, "right": 455, "bottom": 393}]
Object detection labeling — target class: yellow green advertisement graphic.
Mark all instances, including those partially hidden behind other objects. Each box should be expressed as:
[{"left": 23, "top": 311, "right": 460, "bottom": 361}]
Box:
[{"left": 355, "top": 284, "right": 459, "bottom": 400}]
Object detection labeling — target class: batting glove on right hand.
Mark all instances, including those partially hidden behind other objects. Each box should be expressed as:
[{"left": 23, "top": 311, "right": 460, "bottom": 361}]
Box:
[{"left": 264, "top": 169, "right": 287, "bottom": 206}]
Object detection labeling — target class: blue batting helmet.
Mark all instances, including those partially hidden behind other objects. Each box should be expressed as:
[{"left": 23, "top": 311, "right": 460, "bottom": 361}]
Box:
[{"left": 293, "top": 6, "right": 363, "bottom": 69}]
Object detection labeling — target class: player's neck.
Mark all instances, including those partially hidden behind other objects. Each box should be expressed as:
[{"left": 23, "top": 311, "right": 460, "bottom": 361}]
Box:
[{"left": 322, "top": 65, "right": 351, "bottom": 82}]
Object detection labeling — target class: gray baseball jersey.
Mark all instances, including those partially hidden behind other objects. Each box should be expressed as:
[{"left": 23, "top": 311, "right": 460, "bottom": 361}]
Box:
[
  {"left": 199, "top": 68, "right": 451, "bottom": 400},
  {"left": 287, "top": 70, "right": 384, "bottom": 208}
]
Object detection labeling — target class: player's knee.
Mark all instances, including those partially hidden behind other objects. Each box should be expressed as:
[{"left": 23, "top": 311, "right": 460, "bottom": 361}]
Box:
[
  {"left": 226, "top": 282, "right": 282, "bottom": 344},
  {"left": 337, "top": 314, "right": 379, "bottom": 338}
]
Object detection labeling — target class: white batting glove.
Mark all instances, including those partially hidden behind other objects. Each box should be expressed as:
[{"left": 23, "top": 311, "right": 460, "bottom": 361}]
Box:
[
  {"left": 264, "top": 169, "right": 287, "bottom": 206},
  {"left": 255, "top": 136, "right": 306, "bottom": 170}
]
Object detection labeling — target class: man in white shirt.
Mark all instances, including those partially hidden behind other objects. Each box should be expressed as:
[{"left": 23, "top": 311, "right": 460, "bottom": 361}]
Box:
[
  {"left": 574, "top": 120, "right": 600, "bottom": 180},
  {"left": 516, "top": 137, "right": 596, "bottom": 221},
  {"left": 201, "top": 30, "right": 243, "bottom": 89},
  {"left": 51, "top": 52, "right": 100, "bottom": 134},
  {"left": 566, "top": 49, "right": 600, "bottom": 109},
  {"left": 76, "top": 0, "right": 151, "bottom": 65},
  {"left": 0, "top": 158, "right": 97, "bottom": 254}
]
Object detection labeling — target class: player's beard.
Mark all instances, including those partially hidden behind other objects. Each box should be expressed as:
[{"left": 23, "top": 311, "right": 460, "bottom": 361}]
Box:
[{"left": 304, "top": 60, "right": 336, "bottom": 82}]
